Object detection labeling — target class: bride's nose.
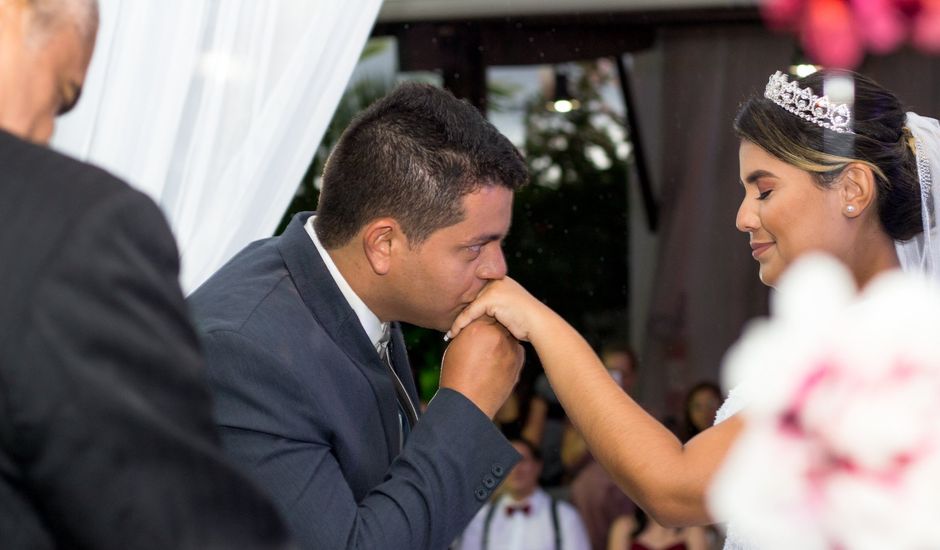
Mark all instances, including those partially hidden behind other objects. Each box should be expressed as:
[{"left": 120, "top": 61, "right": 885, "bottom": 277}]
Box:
[{"left": 736, "top": 197, "right": 760, "bottom": 233}]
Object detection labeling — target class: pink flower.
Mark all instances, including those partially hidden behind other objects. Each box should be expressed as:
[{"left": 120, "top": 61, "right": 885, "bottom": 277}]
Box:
[
  {"left": 709, "top": 255, "right": 940, "bottom": 549},
  {"left": 803, "top": 0, "right": 864, "bottom": 68},
  {"left": 759, "top": 0, "right": 940, "bottom": 68},
  {"left": 913, "top": 0, "right": 940, "bottom": 51},
  {"left": 853, "top": 0, "right": 908, "bottom": 52},
  {"left": 763, "top": 0, "right": 805, "bottom": 28}
]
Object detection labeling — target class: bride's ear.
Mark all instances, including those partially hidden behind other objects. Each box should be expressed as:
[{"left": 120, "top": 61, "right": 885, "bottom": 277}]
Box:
[{"left": 839, "top": 163, "right": 876, "bottom": 218}]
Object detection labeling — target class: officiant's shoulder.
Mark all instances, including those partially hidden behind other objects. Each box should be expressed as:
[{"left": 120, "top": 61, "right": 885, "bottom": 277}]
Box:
[{"left": 1, "top": 128, "right": 141, "bottom": 212}]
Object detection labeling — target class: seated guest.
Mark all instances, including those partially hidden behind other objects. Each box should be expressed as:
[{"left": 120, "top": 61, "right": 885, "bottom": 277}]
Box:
[
  {"left": 607, "top": 508, "right": 709, "bottom": 550},
  {"left": 189, "top": 82, "right": 529, "bottom": 548},
  {"left": 457, "top": 438, "right": 591, "bottom": 550},
  {"left": 567, "top": 344, "right": 640, "bottom": 550},
  {"left": 680, "top": 382, "right": 722, "bottom": 443},
  {"left": 0, "top": 1, "right": 289, "bottom": 548}
]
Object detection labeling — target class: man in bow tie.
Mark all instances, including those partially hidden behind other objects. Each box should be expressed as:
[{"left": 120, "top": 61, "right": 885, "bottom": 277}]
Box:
[{"left": 457, "top": 438, "right": 591, "bottom": 550}]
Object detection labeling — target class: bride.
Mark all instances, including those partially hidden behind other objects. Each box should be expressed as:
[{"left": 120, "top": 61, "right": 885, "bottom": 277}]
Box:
[{"left": 446, "top": 69, "right": 940, "bottom": 548}]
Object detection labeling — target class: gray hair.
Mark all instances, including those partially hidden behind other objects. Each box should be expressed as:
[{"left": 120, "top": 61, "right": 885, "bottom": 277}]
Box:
[{"left": 26, "top": 0, "right": 99, "bottom": 43}]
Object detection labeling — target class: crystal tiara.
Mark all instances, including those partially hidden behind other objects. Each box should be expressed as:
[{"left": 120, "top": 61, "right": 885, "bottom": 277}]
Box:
[{"left": 764, "top": 71, "right": 854, "bottom": 134}]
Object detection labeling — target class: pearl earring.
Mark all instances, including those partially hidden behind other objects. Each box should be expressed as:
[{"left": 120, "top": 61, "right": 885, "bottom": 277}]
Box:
[{"left": 846, "top": 205, "right": 857, "bottom": 213}]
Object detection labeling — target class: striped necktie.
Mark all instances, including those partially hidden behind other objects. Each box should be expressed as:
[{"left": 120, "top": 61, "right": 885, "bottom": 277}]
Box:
[{"left": 378, "top": 326, "right": 418, "bottom": 449}]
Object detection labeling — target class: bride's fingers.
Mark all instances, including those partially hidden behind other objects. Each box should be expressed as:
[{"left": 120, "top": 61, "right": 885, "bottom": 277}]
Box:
[
  {"left": 446, "top": 299, "right": 491, "bottom": 341},
  {"left": 447, "top": 279, "right": 508, "bottom": 340}
]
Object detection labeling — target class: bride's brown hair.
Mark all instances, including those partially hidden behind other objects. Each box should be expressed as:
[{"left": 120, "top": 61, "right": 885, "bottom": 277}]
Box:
[{"left": 734, "top": 70, "right": 923, "bottom": 241}]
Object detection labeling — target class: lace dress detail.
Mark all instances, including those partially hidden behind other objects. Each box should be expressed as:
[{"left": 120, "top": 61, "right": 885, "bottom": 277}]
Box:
[
  {"left": 713, "top": 383, "right": 758, "bottom": 550},
  {"left": 714, "top": 384, "right": 749, "bottom": 425}
]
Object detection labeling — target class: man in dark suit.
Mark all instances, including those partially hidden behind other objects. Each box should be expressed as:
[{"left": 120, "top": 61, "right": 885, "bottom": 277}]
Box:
[
  {"left": 0, "top": 1, "right": 290, "bottom": 548},
  {"left": 188, "top": 82, "right": 530, "bottom": 548}
]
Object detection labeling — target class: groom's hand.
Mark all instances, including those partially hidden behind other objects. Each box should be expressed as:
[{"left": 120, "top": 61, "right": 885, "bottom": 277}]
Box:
[{"left": 440, "top": 316, "right": 524, "bottom": 419}]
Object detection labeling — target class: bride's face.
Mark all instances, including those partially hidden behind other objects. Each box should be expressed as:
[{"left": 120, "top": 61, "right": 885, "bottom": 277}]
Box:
[{"left": 736, "top": 141, "right": 849, "bottom": 287}]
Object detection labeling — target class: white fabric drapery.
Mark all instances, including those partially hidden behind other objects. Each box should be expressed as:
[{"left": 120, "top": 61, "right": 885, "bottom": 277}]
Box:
[{"left": 52, "top": 0, "right": 383, "bottom": 293}]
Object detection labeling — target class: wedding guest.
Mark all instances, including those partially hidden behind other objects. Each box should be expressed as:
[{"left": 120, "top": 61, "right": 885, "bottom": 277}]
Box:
[
  {"left": 189, "top": 82, "right": 529, "bottom": 549},
  {"left": 680, "top": 382, "right": 722, "bottom": 442},
  {"left": 526, "top": 344, "right": 637, "bottom": 485},
  {"left": 457, "top": 439, "right": 591, "bottom": 550},
  {"left": 0, "top": 0, "right": 289, "bottom": 548},
  {"left": 447, "top": 69, "right": 939, "bottom": 550},
  {"left": 566, "top": 344, "right": 639, "bottom": 550},
  {"left": 525, "top": 370, "right": 568, "bottom": 486},
  {"left": 607, "top": 508, "right": 708, "bottom": 550},
  {"left": 676, "top": 382, "right": 724, "bottom": 547},
  {"left": 495, "top": 390, "right": 528, "bottom": 440}
]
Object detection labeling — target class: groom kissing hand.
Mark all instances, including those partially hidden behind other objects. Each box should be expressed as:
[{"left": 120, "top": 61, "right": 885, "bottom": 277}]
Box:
[{"left": 189, "top": 82, "right": 529, "bottom": 549}]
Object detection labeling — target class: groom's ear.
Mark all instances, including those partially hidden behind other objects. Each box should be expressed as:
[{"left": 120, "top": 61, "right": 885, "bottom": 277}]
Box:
[{"left": 362, "top": 218, "right": 404, "bottom": 276}]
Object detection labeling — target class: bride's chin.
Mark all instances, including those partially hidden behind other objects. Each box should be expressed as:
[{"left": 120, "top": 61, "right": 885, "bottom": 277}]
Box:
[{"left": 758, "top": 266, "right": 779, "bottom": 288}]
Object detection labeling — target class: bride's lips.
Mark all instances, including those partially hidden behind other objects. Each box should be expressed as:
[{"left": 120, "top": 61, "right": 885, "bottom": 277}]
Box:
[{"left": 750, "top": 241, "right": 774, "bottom": 259}]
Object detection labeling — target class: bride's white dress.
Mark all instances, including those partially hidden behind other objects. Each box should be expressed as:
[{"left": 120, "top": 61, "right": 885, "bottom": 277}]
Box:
[{"left": 713, "top": 384, "right": 755, "bottom": 550}]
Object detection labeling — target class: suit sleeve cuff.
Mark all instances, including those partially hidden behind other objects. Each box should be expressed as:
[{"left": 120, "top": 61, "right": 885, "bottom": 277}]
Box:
[{"left": 421, "top": 387, "right": 522, "bottom": 502}]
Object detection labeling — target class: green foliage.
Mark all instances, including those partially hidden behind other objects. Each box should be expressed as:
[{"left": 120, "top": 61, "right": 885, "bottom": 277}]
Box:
[
  {"left": 359, "top": 37, "right": 394, "bottom": 61},
  {"left": 276, "top": 58, "right": 631, "bottom": 401},
  {"left": 487, "top": 80, "right": 523, "bottom": 113},
  {"left": 506, "top": 61, "right": 631, "bottom": 347},
  {"left": 403, "top": 327, "right": 447, "bottom": 403},
  {"left": 405, "top": 62, "right": 632, "bottom": 399},
  {"left": 274, "top": 77, "right": 392, "bottom": 235}
]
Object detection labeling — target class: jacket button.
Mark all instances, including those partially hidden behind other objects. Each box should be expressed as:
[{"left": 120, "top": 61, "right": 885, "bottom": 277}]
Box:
[
  {"left": 474, "top": 487, "right": 488, "bottom": 501},
  {"left": 492, "top": 464, "right": 504, "bottom": 477},
  {"left": 482, "top": 475, "right": 496, "bottom": 489}
]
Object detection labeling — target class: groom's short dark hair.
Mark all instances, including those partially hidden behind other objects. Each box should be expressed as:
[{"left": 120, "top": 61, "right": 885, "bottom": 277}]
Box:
[{"left": 314, "top": 82, "right": 528, "bottom": 249}]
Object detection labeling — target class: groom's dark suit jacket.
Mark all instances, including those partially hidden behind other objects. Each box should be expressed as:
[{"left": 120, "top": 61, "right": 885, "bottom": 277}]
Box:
[
  {"left": 188, "top": 212, "right": 520, "bottom": 549},
  {"left": 0, "top": 129, "right": 289, "bottom": 549}
]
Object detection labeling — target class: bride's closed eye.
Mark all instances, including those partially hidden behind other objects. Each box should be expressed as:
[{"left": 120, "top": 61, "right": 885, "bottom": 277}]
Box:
[{"left": 758, "top": 189, "right": 773, "bottom": 200}]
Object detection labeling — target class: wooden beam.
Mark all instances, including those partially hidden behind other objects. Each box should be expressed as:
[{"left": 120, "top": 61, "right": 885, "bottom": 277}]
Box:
[{"left": 374, "top": 7, "right": 761, "bottom": 69}]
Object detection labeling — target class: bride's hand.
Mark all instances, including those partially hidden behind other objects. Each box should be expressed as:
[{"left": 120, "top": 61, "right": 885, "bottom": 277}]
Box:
[{"left": 448, "top": 277, "right": 548, "bottom": 342}]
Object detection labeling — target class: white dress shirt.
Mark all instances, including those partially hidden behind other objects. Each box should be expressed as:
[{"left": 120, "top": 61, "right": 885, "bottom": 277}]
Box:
[
  {"left": 304, "top": 215, "right": 387, "bottom": 351},
  {"left": 305, "top": 215, "right": 416, "bottom": 448},
  {"left": 457, "top": 488, "right": 591, "bottom": 550}
]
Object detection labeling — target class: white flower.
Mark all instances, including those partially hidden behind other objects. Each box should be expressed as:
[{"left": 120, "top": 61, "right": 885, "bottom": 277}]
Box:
[{"left": 708, "top": 254, "right": 940, "bottom": 550}]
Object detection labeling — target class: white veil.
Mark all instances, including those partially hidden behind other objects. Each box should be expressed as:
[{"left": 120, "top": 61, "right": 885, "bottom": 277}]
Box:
[{"left": 895, "top": 112, "right": 940, "bottom": 278}]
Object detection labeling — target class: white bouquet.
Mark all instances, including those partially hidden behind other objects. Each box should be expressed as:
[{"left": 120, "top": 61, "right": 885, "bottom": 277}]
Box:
[{"left": 708, "top": 254, "right": 940, "bottom": 550}]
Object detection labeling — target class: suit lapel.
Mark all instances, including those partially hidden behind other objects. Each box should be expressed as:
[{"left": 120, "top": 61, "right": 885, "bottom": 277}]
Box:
[{"left": 276, "top": 212, "right": 403, "bottom": 462}]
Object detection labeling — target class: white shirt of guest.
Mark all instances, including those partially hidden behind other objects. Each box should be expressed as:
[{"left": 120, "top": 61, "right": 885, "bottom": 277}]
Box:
[
  {"left": 305, "top": 215, "right": 387, "bottom": 352},
  {"left": 456, "top": 488, "right": 591, "bottom": 550}
]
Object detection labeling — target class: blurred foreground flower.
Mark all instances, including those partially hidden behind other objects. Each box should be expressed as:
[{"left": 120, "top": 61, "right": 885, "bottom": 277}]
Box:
[
  {"left": 708, "top": 255, "right": 940, "bottom": 549},
  {"left": 764, "top": 0, "right": 940, "bottom": 68}
]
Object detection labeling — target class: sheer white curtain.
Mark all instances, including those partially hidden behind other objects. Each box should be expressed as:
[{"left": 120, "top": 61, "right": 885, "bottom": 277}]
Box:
[{"left": 52, "top": 0, "right": 383, "bottom": 293}]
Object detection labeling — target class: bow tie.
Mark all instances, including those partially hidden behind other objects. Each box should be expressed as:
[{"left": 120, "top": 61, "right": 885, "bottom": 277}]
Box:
[{"left": 505, "top": 503, "right": 531, "bottom": 517}]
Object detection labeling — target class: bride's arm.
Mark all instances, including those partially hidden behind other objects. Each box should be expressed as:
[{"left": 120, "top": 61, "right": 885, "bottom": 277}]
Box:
[
  {"left": 523, "top": 305, "right": 741, "bottom": 526},
  {"left": 449, "top": 278, "right": 742, "bottom": 527}
]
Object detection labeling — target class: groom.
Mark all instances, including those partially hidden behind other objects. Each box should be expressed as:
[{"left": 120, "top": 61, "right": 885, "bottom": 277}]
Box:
[{"left": 189, "top": 82, "right": 530, "bottom": 548}]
